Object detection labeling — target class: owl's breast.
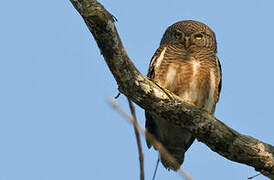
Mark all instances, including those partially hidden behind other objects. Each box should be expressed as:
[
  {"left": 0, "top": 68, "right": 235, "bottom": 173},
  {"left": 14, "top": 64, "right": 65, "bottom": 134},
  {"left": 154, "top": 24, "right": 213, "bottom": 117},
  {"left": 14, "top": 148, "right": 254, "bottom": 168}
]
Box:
[{"left": 154, "top": 55, "right": 218, "bottom": 114}]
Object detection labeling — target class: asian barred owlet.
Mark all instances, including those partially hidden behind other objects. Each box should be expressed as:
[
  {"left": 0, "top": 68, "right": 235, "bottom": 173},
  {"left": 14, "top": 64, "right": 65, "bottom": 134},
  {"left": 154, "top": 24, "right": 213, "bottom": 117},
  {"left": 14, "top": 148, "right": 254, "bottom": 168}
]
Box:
[{"left": 145, "top": 20, "right": 222, "bottom": 170}]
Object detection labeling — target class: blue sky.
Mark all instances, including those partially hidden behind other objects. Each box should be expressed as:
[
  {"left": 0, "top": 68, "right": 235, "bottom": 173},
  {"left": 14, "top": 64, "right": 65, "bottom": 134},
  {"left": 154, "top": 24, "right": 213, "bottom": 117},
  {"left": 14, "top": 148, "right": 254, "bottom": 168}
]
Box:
[{"left": 0, "top": 1, "right": 274, "bottom": 180}]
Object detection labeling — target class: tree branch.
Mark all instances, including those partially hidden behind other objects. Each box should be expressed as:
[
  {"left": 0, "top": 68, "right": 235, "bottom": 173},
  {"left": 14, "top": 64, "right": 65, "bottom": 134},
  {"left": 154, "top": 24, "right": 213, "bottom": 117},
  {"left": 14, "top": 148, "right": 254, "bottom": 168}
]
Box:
[
  {"left": 70, "top": 0, "right": 274, "bottom": 179},
  {"left": 127, "top": 99, "right": 144, "bottom": 180},
  {"left": 108, "top": 99, "right": 193, "bottom": 180}
]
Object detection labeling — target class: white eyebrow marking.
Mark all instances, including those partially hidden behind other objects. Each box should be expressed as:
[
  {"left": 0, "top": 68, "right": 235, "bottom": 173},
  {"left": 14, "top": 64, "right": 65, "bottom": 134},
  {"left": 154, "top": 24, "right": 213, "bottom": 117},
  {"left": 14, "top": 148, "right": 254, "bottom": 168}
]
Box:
[{"left": 153, "top": 47, "right": 167, "bottom": 71}]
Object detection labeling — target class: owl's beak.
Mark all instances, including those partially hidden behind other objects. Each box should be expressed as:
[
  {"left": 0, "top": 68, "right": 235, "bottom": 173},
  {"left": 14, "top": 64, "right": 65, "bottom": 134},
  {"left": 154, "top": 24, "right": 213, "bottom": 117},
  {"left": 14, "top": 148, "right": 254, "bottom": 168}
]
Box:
[{"left": 184, "top": 36, "right": 190, "bottom": 48}]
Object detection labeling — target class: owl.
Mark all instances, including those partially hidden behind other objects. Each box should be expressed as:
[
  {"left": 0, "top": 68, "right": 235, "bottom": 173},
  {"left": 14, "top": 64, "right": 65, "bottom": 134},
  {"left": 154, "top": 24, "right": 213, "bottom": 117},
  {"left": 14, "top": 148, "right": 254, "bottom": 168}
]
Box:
[{"left": 145, "top": 20, "right": 222, "bottom": 170}]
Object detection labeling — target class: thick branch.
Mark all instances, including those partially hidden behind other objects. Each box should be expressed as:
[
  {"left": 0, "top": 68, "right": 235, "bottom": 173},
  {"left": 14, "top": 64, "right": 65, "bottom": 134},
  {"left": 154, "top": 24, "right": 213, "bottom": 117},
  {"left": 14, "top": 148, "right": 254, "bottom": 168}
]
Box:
[{"left": 70, "top": 0, "right": 274, "bottom": 179}]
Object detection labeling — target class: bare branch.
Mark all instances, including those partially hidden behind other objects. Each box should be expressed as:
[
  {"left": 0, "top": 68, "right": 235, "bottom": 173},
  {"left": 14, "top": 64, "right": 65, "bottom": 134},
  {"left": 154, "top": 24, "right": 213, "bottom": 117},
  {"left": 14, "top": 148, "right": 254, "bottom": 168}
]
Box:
[
  {"left": 70, "top": 0, "right": 274, "bottom": 179},
  {"left": 127, "top": 99, "right": 144, "bottom": 180},
  {"left": 108, "top": 100, "right": 193, "bottom": 180}
]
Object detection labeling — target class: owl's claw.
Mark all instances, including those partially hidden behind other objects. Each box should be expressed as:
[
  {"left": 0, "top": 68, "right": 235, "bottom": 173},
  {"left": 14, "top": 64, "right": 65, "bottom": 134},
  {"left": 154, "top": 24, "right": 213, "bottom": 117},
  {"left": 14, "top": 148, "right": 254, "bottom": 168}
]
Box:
[
  {"left": 150, "top": 80, "right": 176, "bottom": 103},
  {"left": 171, "top": 98, "right": 178, "bottom": 106}
]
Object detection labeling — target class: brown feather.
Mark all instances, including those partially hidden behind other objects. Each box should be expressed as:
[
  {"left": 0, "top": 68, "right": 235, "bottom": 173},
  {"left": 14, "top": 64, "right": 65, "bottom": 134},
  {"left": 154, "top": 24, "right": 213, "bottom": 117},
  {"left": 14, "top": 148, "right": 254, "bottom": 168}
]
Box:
[{"left": 145, "top": 20, "right": 222, "bottom": 170}]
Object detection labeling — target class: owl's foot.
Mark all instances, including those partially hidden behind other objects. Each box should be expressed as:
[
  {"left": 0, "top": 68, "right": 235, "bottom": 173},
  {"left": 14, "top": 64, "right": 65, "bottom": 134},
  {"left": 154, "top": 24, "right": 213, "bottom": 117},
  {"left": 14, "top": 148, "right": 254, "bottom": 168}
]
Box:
[{"left": 149, "top": 79, "right": 176, "bottom": 104}]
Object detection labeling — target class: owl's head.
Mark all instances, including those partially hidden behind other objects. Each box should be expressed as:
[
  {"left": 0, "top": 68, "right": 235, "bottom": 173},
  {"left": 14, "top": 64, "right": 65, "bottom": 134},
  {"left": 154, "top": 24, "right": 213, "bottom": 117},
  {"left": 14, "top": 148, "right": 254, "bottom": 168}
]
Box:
[{"left": 160, "top": 20, "right": 217, "bottom": 52}]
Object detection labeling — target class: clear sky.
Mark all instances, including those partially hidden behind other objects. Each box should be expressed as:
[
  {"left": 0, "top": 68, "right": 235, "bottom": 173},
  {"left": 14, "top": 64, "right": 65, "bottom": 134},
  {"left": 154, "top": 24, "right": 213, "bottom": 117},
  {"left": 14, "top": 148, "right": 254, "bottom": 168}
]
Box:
[{"left": 0, "top": 1, "right": 274, "bottom": 180}]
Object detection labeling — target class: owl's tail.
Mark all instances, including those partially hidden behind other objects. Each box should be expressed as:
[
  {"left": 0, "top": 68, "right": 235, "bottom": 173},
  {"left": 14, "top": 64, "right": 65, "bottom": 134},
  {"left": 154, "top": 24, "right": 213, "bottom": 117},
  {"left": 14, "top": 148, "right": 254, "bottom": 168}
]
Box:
[
  {"left": 151, "top": 149, "right": 184, "bottom": 179},
  {"left": 145, "top": 111, "right": 195, "bottom": 171},
  {"left": 160, "top": 145, "right": 186, "bottom": 170}
]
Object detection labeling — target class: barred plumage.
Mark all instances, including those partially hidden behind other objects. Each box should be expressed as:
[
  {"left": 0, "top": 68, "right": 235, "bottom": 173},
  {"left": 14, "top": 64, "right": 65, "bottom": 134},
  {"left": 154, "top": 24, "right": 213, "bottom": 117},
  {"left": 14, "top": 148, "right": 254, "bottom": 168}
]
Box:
[{"left": 145, "top": 20, "right": 222, "bottom": 170}]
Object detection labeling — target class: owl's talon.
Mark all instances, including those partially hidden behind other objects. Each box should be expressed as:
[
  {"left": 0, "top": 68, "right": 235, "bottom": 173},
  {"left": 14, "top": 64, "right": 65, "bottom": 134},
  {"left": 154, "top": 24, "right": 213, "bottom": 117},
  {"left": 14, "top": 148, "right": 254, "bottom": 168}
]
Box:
[
  {"left": 150, "top": 81, "right": 175, "bottom": 102},
  {"left": 171, "top": 98, "right": 177, "bottom": 106}
]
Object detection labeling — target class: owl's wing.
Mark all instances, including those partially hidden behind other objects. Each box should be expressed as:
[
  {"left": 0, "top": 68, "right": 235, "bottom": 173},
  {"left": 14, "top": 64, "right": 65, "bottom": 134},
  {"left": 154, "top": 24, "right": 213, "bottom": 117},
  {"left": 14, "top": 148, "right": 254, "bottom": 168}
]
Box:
[
  {"left": 216, "top": 57, "right": 222, "bottom": 102},
  {"left": 145, "top": 46, "right": 166, "bottom": 148},
  {"left": 145, "top": 111, "right": 157, "bottom": 148},
  {"left": 147, "top": 46, "right": 166, "bottom": 79},
  {"left": 145, "top": 46, "right": 196, "bottom": 169}
]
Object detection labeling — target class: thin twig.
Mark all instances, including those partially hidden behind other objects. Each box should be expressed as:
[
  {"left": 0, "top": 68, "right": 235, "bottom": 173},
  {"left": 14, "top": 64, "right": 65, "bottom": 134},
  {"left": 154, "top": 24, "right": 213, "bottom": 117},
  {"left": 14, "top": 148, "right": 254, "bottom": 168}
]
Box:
[
  {"left": 108, "top": 99, "right": 193, "bottom": 180},
  {"left": 248, "top": 173, "right": 261, "bottom": 179},
  {"left": 127, "top": 98, "right": 144, "bottom": 180},
  {"left": 114, "top": 92, "right": 121, "bottom": 99},
  {"left": 152, "top": 156, "right": 160, "bottom": 180}
]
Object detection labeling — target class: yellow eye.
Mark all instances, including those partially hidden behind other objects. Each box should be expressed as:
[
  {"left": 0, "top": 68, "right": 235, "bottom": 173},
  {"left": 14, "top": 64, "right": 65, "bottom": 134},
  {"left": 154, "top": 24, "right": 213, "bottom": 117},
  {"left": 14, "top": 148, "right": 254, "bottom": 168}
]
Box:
[
  {"left": 194, "top": 34, "right": 203, "bottom": 40},
  {"left": 175, "top": 31, "right": 182, "bottom": 39}
]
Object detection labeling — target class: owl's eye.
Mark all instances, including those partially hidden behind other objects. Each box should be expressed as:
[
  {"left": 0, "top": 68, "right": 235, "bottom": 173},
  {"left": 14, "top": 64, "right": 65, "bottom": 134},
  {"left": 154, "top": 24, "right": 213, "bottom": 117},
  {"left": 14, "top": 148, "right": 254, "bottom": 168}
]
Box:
[
  {"left": 175, "top": 31, "right": 182, "bottom": 39},
  {"left": 194, "top": 33, "right": 203, "bottom": 40}
]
